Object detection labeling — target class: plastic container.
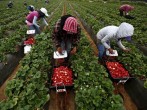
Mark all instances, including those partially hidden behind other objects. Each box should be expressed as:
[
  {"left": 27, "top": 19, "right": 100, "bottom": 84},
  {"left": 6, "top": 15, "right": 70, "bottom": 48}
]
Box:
[
  {"left": 105, "top": 61, "right": 134, "bottom": 83},
  {"left": 49, "top": 66, "right": 74, "bottom": 91}
]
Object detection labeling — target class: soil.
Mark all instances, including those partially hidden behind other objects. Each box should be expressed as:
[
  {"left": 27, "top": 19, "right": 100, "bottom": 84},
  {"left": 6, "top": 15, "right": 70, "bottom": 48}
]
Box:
[
  {"left": 78, "top": 18, "right": 98, "bottom": 56},
  {"left": 47, "top": 89, "right": 75, "bottom": 110}
]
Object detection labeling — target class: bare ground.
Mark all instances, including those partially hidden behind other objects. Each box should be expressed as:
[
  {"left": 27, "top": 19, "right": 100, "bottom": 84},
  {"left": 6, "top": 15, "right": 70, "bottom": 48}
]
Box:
[{"left": 48, "top": 89, "right": 75, "bottom": 110}]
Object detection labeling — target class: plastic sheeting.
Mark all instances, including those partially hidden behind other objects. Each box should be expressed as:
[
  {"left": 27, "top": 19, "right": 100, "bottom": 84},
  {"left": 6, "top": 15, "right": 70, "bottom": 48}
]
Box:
[
  {"left": 125, "top": 78, "right": 147, "bottom": 110},
  {"left": 0, "top": 46, "right": 24, "bottom": 87}
]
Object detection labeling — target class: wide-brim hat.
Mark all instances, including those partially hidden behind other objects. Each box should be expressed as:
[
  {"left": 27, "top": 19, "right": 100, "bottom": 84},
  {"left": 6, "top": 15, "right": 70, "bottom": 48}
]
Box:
[
  {"left": 125, "top": 36, "right": 131, "bottom": 41},
  {"left": 40, "top": 8, "right": 49, "bottom": 17}
]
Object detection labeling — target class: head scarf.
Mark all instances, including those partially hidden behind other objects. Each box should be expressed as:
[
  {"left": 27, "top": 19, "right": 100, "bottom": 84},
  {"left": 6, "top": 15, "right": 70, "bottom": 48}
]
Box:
[{"left": 63, "top": 17, "right": 78, "bottom": 34}]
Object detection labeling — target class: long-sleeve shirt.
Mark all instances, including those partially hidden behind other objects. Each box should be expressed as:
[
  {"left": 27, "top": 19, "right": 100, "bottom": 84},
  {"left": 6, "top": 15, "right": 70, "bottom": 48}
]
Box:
[
  {"left": 52, "top": 19, "right": 81, "bottom": 48},
  {"left": 96, "top": 26, "right": 126, "bottom": 50},
  {"left": 26, "top": 11, "right": 48, "bottom": 28},
  {"left": 119, "top": 4, "right": 134, "bottom": 13}
]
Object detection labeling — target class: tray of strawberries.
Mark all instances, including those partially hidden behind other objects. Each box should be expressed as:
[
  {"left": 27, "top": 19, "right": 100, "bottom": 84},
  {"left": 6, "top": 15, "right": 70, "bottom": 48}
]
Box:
[
  {"left": 50, "top": 66, "right": 74, "bottom": 89},
  {"left": 105, "top": 61, "right": 133, "bottom": 83}
]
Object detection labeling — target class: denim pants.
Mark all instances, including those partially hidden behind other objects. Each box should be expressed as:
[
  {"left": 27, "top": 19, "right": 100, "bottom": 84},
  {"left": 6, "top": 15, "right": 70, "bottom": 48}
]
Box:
[
  {"left": 54, "top": 39, "right": 72, "bottom": 54},
  {"left": 97, "top": 42, "right": 110, "bottom": 59},
  {"left": 29, "top": 25, "right": 41, "bottom": 35},
  {"left": 61, "top": 40, "right": 72, "bottom": 54},
  {"left": 97, "top": 44, "right": 105, "bottom": 59}
]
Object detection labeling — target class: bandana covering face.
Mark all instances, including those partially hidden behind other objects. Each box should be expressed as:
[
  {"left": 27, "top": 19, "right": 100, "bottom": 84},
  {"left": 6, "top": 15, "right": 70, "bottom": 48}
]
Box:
[
  {"left": 63, "top": 17, "right": 78, "bottom": 34},
  {"left": 125, "top": 36, "right": 131, "bottom": 41}
]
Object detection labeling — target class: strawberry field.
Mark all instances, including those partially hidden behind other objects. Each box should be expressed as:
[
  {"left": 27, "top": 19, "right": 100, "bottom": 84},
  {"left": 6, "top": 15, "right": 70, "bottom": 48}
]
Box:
[{"left": 0, "top": 0, "right": 147, "bottom": 110}]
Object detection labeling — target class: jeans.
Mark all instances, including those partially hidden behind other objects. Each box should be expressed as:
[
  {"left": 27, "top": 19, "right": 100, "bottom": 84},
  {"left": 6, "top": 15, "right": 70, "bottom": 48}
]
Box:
[
  {"left": 97, "top": 42, "right": 110, "bottom": 59},
  {"left": 60, "top": 39, "right": 72, "bottom": 54},
  {"left": 53, "top": 39, "right": 72, "bottom": 54},
  {"left": 97, "top": 44, "right": 105, "bottom": 59},
  {"left": 29, "top": 25, "right": 41, "bottom": 35}
]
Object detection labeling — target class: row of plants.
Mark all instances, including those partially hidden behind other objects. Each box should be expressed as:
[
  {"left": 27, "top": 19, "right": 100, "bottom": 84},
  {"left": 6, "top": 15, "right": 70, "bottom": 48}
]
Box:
[
  {"left": 0, "top": 1, "right": 123, "bottom": 109},
  {"left": 69, "top": 1, "right": 147, "bottom": 79},
  {"left": 0, "top": 0, "right": 61, "bottom": 37},
  {"left": 70, "top": 0, "right": 147, "bottom": 45},
  {"left": 0, "top": 1, "right": 64, "bottom": 109},
  {"left": 65, "top": 2, "right": 125, "bottom": 109},
  {"left": 0, "top": 26, "right": 27, "bottom": 62},
  {"left": 0, "top": 0, "right": 61, "bottom": 63},
  {"left": 115, "top": 41, "right": 147, "bottom": 79},
  {"left": 71, "top": 33, "right": 124, "bottom": 110},
  {"left": 0, "top": 33, "right": 51, "bottom": 110}
]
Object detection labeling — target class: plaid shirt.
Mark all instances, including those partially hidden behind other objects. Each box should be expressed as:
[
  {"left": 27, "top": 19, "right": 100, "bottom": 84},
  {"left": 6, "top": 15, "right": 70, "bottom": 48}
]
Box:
[{"left": 52, "top": 19, "right": 81, "bottom": 48}]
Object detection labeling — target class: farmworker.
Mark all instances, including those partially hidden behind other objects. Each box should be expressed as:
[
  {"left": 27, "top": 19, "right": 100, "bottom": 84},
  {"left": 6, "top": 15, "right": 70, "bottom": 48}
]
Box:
[
  {"left": 25, "top": 5, "right": 35, "bottom": 17},
  {"left": 27, "top": 5, "right": 35, "bottom": 13},
  {"left": 24, "top": 1, "right": 27, "bottom": 7},
  {"left": 96, "top": 22, "right": 134, "bottom": 59},
  {"left": 25, "top": 8, "right": 49, "bottom": 34},
  {"left": 7, "top": 1, "right": 13, "bottom": 9},
  {"left": 45, "top": 0, "right": 49, "bottom": 4},
  {"left": 119, "top": 4, "right": 135, "bottom": 19},
  {"left": 52, "top": 14, "right": 81, "bottom": 62}
]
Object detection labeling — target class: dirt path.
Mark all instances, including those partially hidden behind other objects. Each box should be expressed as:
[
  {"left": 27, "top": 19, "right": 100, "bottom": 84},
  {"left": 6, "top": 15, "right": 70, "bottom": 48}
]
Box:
[
  {"left": 69, "top": 5, "right": 98, "bottom": 57},
  {"left": 48, "top": 89, "right": 75, "bottom": 110},
  {"left": 45, "top": 3, "right": 76, "bottom": 110},
  {"left": 0, "top": 65, "right": 20, "bottom": 101}
]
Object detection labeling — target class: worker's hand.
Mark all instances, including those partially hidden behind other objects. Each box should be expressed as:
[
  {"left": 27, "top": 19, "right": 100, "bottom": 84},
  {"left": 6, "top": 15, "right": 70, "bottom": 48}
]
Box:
[
  {"left": 108, "top": 48, "right": 114, "bottom": 54},
  {"left": 123, "top": 48, "right": 131, "bottom": 52},
  {"left": 70, "top": 47, "right": 77, "bottom": 55},
  {"left": 57, "top": 47, "right": 62, "bottom": 54}
]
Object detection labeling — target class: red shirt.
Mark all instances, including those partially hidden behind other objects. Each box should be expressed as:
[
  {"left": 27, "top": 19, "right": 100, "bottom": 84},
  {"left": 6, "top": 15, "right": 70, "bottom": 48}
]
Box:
[
  {"left": 26, "top": 11, "right": 39, "bottom": 23},
  {"left": 119, "top": 4, "right": 134, "bottom": 12}
]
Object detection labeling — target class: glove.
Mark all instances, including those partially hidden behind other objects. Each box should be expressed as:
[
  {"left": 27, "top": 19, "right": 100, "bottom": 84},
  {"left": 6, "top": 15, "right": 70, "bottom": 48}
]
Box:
[
  {"left": 123, "top": 48, "right": 131, "bottom": 52},
  {"left": 70, "top": 47, "right": 77, "bottom": 55}
]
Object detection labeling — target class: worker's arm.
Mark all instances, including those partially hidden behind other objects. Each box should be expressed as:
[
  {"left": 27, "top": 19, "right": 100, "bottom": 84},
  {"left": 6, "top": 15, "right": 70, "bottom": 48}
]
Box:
[
  {"left": 101, "top": 35, "right": 115, "bottom": 53},
  {"left": 101, "top": 35, "right": 111, "bottom": 49},
  {"left": 32, "top": 16, "right": 40, "bottom": 28},
  {"left": 25, "top": 20, "right": 33, "bottom": 26},
  {"left": 117, "top": 39, "right": 130, "bottom": 52},
  {"left": 117, "top": 39, "right": 126, "bottom": 50},
  {"left": 42, "top": 18, "right": 48, "bottom": 26}
]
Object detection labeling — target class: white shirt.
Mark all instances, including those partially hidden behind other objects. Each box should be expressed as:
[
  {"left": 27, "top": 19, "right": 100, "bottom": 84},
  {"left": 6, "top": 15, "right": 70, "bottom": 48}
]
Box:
[{"left": 96, "top": 26, "right": 126, "bottom": 50}]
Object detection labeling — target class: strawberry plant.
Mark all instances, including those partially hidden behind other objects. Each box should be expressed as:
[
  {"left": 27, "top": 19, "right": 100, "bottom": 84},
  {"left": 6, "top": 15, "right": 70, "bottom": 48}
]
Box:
[
  {"left": 0, "top": 33, "right": 52, "bottom": 110},
  {"left": 71, "top": 34, "right": 124, "bottom": 110}
]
